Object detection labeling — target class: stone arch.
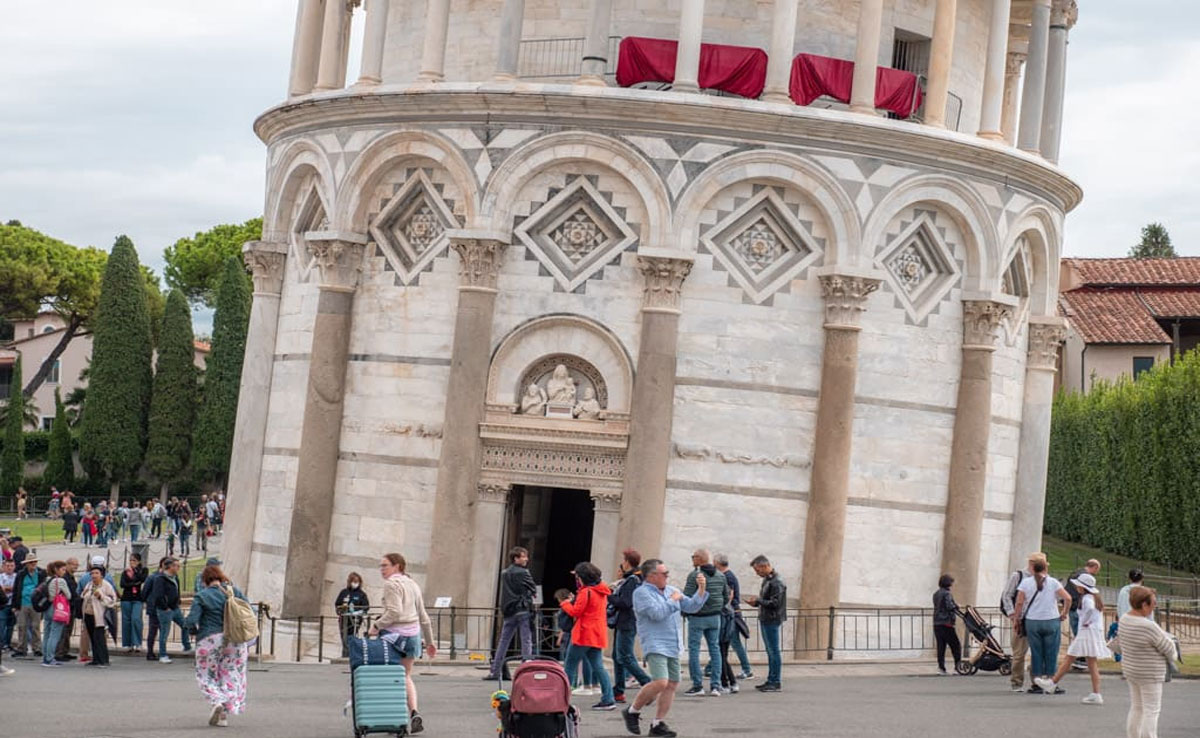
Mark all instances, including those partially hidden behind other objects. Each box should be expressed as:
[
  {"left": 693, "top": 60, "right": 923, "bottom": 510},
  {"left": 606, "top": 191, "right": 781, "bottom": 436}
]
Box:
[
  {"left": 264, "top": 138, "right": 335, "bottom": 242},
  {"left": 488, "top": 314, "right": 634, "bottom": 413},
  {"left": 482, "top": 131, "right": 671, "bottom": 251},
  {"left": 1003, "top": 204, "right": 1061, "bottom": 318},
  {"left": 673, "top": 150, "right": 860, "bottom": 266},
  {"left": 336, "top": 129, "right": 479, "bottom": 232},
  {"left": 863, "top": 174, "right": 999, "bottom": 293}
]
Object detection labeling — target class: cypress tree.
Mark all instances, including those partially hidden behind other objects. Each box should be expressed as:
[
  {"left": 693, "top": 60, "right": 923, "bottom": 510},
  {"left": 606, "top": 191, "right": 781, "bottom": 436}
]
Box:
[
  {"left": 146, "top": 290, "right": 198, "bottom": 501},
  {"left": 45, "top": 389, "right": 74, "bottom": 491},
  {"left": 79, "top": 235, "right": 153, "bottom": 503},
  {"left": 1, "top": 356, "right": 25, "bottom": 498},
  {"left": 192, "top": 256, "right": 250, "bottom": 485}
]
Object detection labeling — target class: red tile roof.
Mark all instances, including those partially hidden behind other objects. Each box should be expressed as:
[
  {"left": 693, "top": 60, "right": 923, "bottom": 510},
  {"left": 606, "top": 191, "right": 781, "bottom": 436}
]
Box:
[
  {"left": 1059, "top": 289, "right": 1171, "bottom": 345},
  {"left": 1064, "top": 257, "right": 1200, "bottom": 286}
]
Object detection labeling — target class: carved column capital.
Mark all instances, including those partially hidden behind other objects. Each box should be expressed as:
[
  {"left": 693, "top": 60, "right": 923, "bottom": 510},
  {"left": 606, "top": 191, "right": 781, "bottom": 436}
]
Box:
[
  {"left": 243, "top": 241, "right": 288, "bottom": 296},
  {"left": 477, "top": 482, "right": 512, "bottom": 504},
  {"left": 1026, "top": 319, "right": 1067, "bottom": 372},
  {"left": 305, "top": 232, "right": 367, "bottom": 292},
  {"left": 819, "top": 274, "right": 881, "bottom": 330},
  {"left": 962, "top": 300, "right": 1012, "bottom": 351},
  {"left": 637, "top": 255, "right": 693, "bottom": 313},
  {"left": 1005, "top": 49, "right": 1027, "bottom": 76},
  {"left": 590, "top": 490, "right": 623, "bottom": 512},
  {"left": 451, "top": 238, "right": 508, "bottom": 292},
  {"left": 1049, "top": 0, "right": 1078, "bottom": 29}
]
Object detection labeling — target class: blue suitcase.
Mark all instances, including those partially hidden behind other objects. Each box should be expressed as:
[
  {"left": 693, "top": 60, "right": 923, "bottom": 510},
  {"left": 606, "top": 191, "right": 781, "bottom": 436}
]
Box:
[{"left": 352, "top": 664, "right": 409, "bottom": 736}]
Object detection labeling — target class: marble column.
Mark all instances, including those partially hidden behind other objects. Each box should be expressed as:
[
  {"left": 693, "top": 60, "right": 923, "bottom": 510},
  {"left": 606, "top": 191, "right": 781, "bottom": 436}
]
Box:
[
  {"left": 1018, "top": 0, "right": 1052, "bottom": 153},
  {"left": 577, "top": 0, "right": 614, "bottom": 85},
  {"left": 280, "top": 232, "right": 367, "bottom": 617},
  {"left": 673, "top": 0, "right": 706, "bottom": 93},
  {"left": 941, "top": 300, "right": 1011, "bottom": 608},
  {"left": 1009, "top": 318, "right": 1066, "bottom": 571},
  {"left": 357, "top": 0, "right": 390, "bottom": 86},
  {"left": 425, "top": 236, "right": 508, "bottom": 608},
  {"left": 465, "top": 483, "right": 512, "bottom": 612},
  {"left": 418, "top": 0, "right": 452, "bottom": 82},
  {"left": 618, "top": 255, "right": 693, "bottom": 559},
  {"left": 924, "top": 0, "right": 958, "bottom": 129},
  {"left": 1040, "top": 0, "right": 1076, "bottom": 164},
  {"left": 494, "top": 0, "right": 526, "bottom": 81},
  {"left": 762, "top": 0, "right": 800, "bottom": 104},
  {"left": 977, "top": 0, "right": 1012, "bottom": 140},
  {"left": 589, "top": 491, "right": 623, "bottom": 578},
  {"left": 848, "top": 0, "right": 884, "bottom": 115},
  {"left": 1001, "top": 43, "right": 1027, "bottom": 146},
  {"left": 314, "top": 0, "right": 348, "bottom": 91},
  {"left": 798, "top": 274, "right": 879, "bottom": 654},
  {"left": 288, "top": 0, "right": 326, "bottom": 97},
  {"left": 223, "top": 241, "right": 288, "bottom": 592}
]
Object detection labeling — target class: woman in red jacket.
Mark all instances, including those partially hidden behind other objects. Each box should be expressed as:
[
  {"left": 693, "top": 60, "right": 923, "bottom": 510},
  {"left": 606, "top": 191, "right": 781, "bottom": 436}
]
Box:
[{"left": 560, "top": 561, "right": 615, "bottom": 711}]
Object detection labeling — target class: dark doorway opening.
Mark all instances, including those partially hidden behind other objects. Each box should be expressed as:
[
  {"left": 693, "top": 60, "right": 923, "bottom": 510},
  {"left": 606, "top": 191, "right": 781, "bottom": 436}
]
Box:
[{"left": 505, "top": 485, "right": 594, "bottom": 604}]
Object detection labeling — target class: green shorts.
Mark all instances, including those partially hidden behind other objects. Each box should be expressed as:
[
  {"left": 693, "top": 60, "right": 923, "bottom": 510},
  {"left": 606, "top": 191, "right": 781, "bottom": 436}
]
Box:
[{"left": 646, "top": 653, "right": 681, "bottom": 683}]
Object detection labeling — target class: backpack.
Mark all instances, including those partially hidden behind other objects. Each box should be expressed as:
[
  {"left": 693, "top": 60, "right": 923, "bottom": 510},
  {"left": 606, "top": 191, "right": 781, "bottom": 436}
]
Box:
[
  {"left": 31, "top": 581, "right": 51, "bottom": 613},
  {"left": 221, "top": 585, "right": 259, "bottom": 645},
  {"left": 999, "top": 570, "right": 1025, "bottom": 616}
]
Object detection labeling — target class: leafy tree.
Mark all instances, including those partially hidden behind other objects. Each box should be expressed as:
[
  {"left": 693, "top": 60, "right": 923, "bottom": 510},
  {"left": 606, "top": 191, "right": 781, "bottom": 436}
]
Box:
[
  {"left": 1, "top": 356, "right": 25, "bottom": 497},
  {"left": 191, "top": 257, "right": 250, "bottom": 485},
  {"left": 1129, "top": 222, "right": 1176, "bottom": 259},
  {"left": 63, "top": 364, "right": 88, "bottom": 427},
  {"left": 45, "top": 389, "right": 75, "bottom": 491},
  {"left": 142, "top": 265, "right": 166, "bottom": 347},
  {"left": 146, "top": 290, "right": 198, "bottom": 501},
  {"left": 79, "top": 236, "right": 153, "bottom": 503},
  {"left": 164, "top": 218, "right": 262, "bottom": 307}
]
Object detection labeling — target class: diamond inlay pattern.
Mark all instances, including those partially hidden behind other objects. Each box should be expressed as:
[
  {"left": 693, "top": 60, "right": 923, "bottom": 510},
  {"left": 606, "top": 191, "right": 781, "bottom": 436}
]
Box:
[
  {"left": 549, "top": 208, "right": 607, "bottom": 264},
  {"left": 874, "top": 211, "right": 962, "bottom": 324},
  {"left": 731, "top": 217, "right": 787, "bottom": 274},
  {"left": 887, "top": 244, "right": 931, "bottom": 293},
  {"left": 367, "top": 168, "right": 461, "bottom": 285}
]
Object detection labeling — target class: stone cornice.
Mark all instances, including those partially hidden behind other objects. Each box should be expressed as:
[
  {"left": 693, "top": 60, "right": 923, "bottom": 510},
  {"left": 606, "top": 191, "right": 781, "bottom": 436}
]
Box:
[
  {"left": 242, "top": 240, "right": 288, "bottom": 296},
  {"left": 254, "top": 85, "right": 1082, "bottom": 212}
]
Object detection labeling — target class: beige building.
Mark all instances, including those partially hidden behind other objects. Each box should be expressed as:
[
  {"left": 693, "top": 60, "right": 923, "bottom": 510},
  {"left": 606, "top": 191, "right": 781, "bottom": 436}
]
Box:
[
  {"left": 1058, "top": 258, "right": 1200, "bottom": 394},
  {"left": 224, "top": 0, "right": 1082, "bottom": 655}
]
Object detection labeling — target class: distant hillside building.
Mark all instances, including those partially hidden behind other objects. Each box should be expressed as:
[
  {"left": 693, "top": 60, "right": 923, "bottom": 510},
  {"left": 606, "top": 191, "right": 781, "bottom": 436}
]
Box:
[{"left": 1058, "top": 258, "right": 1200, "bottom": 393}]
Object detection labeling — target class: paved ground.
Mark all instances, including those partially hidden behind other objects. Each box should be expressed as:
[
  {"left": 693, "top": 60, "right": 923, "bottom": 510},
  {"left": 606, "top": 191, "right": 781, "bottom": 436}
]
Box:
[{"left": 4, "top": 656, "right": 1199, "bottom": 738}]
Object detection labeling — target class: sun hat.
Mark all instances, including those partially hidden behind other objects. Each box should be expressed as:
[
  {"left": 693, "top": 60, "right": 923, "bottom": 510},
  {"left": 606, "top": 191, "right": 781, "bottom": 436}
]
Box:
[
  {"left": 23, "top": 555, "right": 38, "bottom": 564},
  {"left": 1070, "top": 572, "right": 1099, "bottom": 594}
]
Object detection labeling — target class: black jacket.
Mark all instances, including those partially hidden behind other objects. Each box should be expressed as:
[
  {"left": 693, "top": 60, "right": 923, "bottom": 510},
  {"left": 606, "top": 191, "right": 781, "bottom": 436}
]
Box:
[
  {"left": 12, "top": 567, "right": 46, "bottom": 608},
  {"left": 610, "top": 570, "right": 642, "bottom": 632},
  {"left": 932, "top": 587, "right": 957, "bottom": 626},
  {"left": 1064, "top": 568, "right": 1086, "bottom": 611},
  {"left": 143, "top": 571, "right": 181, "bottom": 611},
  {"left": 756, "top": 571, "right": 787, "bottom": 625},
  {"left": 334, "top": 587, "right": 370, "bottom": 613},
  {"left": 499, "top": 564, "right": 536, "bottom": 617},
  {"left": 722, "top": 569, "right": 743, "bottom": 611},
  {"left": 120, "top": 566, "right": 148, "bottom": 603}
]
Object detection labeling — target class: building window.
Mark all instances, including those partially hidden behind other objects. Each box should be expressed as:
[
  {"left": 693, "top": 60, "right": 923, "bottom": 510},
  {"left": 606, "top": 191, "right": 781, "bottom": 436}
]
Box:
[
  {"left": 47, "top": 359, "right": 60, "bottom": 384},
  {"left": 892, "top": 30, "right": 930, "bottom": 76},
  {"left": 42, "top": 325, "right": 55, "bottom": 334},
  {"left": 41, "top": 416, "right": 54, "bottom": 431},
  {"left": 1133, "top": 356, "right": 1155, "bottom": 378}
]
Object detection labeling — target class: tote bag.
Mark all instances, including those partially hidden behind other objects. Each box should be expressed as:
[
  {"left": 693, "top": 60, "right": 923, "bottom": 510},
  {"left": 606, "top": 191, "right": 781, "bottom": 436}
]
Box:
[{"left": 52, "top": 591, "right": 71, "bottom": 624}]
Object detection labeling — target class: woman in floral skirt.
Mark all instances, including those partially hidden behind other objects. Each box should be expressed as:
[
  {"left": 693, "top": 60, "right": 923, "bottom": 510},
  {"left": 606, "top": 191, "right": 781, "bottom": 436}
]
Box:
[{"left": 185, "top": 564, "right": 250, "bottom": 727}]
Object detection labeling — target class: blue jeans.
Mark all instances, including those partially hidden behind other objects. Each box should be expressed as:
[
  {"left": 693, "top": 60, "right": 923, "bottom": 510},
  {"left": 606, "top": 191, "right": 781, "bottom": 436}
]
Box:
[
  {"left": 0, "top": 607, "right": 12, "bottom": 648},
  {"left": 612, "top": 628, "right": 651, "bottom": 694},
  {"left": 1025, "top": 618, "right": 1061, "bottom": 678},
  {"left": 761, "top": 621, "right": 782, "bottom": 685},
  {"left": 487, "top": 611, "right": 533, "bottom": 677},
  {"left": 560, "top": 633, "right": 594, "bottom": 685},
  {"left": 129, "top": 525, "right": 140, "bottom": 543},
  {"left": 121, "top": 601, "right": 143, "bottom": 648},
  {"left": 156, "top": 607, "right": 191, "bottom": 654},
  {"left": 731, "top": 626, "right": 752, "bottom": 674},
  {"left": 1069, "top": 609, "right": 1079, "bottom": 637},
  {"left": 686, "top": 614, "right": 722, "bottom": 689},
  {"left": 565, "top": 644, "right": 613, "bottom": 703},
  {"left": 41, "top": 612, "right": 64, "bottom": 664}
]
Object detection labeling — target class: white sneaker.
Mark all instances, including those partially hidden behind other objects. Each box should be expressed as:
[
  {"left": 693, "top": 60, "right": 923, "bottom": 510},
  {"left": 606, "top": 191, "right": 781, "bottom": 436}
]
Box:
[
  {"left": 159, "top": 656, "right": 173, "bottom": 664},
  {"left": 0, "top": 666, "right": 13, "bottom": 676},
  {"left": 1033, "top": 677, "right": 1056, "bottom": 693},
  {"left": 572, "top": 686, "right": 592, "bottom": 696},
  {"left": 707, "top": 686, "right": 724, "bottom": 696},
  {"left": 1081, "top": 693, "right": 1104, "bottom": 705}
]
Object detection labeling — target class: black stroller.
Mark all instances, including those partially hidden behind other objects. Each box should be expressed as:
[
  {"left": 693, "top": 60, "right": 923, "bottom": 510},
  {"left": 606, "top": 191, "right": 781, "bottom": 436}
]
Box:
[{"left": 954, "top": 606, "right": 1013, "bottom": 676}]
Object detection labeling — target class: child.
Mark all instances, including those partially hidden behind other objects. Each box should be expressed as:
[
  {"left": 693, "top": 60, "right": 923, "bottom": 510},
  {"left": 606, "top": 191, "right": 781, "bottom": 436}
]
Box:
[
  {"left": 1034, "top": 572, "right": 1111, "bottom": 704},
  {"left": 555, "top": 588, "right": 598, "bottom": 696},
  {"left": 178, "top": 513, "right": 193, "bottom": 558},
  {"left": 166, "top": 526, "right": 177, "bottom": 557}
]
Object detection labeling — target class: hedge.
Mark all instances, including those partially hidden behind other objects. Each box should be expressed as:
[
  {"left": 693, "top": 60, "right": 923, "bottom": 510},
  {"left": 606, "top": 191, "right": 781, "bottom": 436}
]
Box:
[
  {"left": 1045, "top": 349, "right": 1200, "bottom": 571},
  {"left": 0, "top": 430, "right": 54, "bottom": 462}
]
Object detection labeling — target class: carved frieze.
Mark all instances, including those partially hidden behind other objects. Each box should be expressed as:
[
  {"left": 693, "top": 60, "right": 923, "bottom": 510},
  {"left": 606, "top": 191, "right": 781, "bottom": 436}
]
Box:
[
  {"left": 673, "top": 442, "right": 810, "bottom": 469},
  {"left": 637, "top": 255, "right": 693, "bottom": 313},
  {"left": 451, "top": 238, "right": 508, "bottom": 291},
  {"left": 819, "top": 274, "right": 881, "bottom": 329}
]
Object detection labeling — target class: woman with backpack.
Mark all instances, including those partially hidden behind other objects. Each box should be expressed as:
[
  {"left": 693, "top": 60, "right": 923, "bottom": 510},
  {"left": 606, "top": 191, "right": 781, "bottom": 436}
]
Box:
[{"left": 185, "top": 564, "right": 251, "bottom": 728}]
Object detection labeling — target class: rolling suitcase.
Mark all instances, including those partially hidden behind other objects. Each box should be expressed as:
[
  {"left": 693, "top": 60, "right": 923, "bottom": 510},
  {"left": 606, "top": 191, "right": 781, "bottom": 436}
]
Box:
[{"left": 352, "top": 664, "right": 409, "bottom": 736}]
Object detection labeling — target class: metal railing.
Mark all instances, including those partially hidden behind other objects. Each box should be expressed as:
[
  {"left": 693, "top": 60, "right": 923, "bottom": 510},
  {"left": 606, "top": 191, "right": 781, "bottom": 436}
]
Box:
[{"left": 517, "top": 36, "right": 621, "bottom": 80}]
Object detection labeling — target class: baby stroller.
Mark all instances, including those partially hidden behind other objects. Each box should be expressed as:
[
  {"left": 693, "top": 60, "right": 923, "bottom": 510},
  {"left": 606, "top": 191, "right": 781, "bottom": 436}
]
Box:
[
  {"left": 493, "top": 657, "right": 580, "bottom": 738},
  {"left": 954, "top": 606, "right": 1012, "bottom": 676}
]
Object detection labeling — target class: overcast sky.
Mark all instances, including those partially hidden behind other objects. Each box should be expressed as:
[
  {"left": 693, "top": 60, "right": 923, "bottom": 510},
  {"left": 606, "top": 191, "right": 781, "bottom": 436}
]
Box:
[{"left": 1, "top": 2, "right": 1194, "bottom": 332}]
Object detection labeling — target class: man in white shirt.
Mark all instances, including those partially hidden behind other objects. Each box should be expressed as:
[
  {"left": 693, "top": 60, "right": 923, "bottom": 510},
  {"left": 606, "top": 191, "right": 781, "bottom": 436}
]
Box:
[{"left": 1117, "top": 568, "right": 1144, "bottom": 621}]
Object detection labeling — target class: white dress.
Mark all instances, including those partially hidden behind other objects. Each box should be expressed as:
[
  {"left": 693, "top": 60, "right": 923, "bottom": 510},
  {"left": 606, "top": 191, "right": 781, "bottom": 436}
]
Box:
[{"left": 1067, "top": 594, "right": 1112, "bottom": 659}]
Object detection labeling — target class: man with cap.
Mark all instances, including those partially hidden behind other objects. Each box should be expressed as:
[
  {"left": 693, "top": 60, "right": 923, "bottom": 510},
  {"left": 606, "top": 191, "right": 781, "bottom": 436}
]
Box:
[
  {"left": 10, "top": 537, "right": 29, "bottom": 568},
  {"left": 12, "top": 555, "right": 45, "bottom": 657}
]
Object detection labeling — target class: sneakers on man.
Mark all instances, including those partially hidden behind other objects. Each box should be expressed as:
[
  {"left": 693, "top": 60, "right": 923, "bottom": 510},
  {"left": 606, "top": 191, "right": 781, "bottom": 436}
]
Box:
[
  {"left": 739, "top": 671, "right": 755, "bottom": 680},
  {"left": 647, "top": 722, "right": 678, "bottom": 737},
  {"left": 1033, "top": 677, "right": 1056, "bottom": 693},
  {"left": 622, "top": 707, "right": 641, "bottom": 735},
  {"left": 572, "top": 686, "right": 593, "bottom": 696},
  {"left": 707, "top": 685, "right": 724, "bottom": 696},
  {"left": 1011, "top": 685, "right": 1026, "bottom": 693},
  {"left": 729, "top": 683, "right": 739, "bottom": 694},
  {"left": 1081, "top": 693, "right": 1103, "bottom": 705},
  {"left": 591, "top": 701, "right": 617, "bottom": 711},
  {"left": 755, "top": 682, "right": 781, "bottom": 692},
  {"left": 613, "top": 693, "right": 626, "bottom": 703},
  {"left": 682, "top": 685, "right": 705, "bottom": 697},
  {"left": 159, "top": 655, "right": 173, "bottom": 664}
]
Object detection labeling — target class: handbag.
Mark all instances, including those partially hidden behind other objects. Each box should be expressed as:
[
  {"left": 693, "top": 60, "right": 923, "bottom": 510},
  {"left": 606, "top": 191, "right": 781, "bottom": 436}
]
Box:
[
  {"left": 1015, "top": 583, "right": 1042, "bottom": 637},
  {"left": 52, "top": 591, "right": 71, "bottom": 624}
]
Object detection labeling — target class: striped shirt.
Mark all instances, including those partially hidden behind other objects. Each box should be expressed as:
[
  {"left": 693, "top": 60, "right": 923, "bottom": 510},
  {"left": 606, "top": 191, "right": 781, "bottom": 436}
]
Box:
[{"left": 1114, "top": 614, "right": 1176, "bottom": 684}]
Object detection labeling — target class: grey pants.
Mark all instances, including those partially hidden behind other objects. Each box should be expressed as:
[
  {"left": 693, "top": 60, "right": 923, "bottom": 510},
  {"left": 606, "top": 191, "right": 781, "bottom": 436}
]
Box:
[
  {"left": 488, "top": 611, "right": 533, "bottom": 677},
  {"left": 15, "top": 606, "right": 40, "bottom": 653}
]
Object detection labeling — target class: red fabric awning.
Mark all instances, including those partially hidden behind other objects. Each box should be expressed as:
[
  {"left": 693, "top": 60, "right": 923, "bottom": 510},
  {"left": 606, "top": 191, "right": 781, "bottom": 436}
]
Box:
[
  {"left": 616, "top": 36, "right": 768, "bottom": 99},
  {"left": 789, "top": 53, "right": 923, "bottom": 118}
]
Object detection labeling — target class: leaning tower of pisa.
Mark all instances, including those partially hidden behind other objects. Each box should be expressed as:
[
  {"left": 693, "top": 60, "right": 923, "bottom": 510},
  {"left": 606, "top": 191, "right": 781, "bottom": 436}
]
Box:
[{"left": 222, "top": 0, "right": 1080, "bottom": 649}]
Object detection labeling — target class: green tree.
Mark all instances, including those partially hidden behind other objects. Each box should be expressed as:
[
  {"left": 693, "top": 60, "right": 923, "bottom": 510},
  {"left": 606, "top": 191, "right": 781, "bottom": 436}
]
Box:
[
  {"left": 164, "top": 218, "right": 262, "bottom": 307},
  {"left": 142, "top": 265, "right": 166, "bottom": 347},
  {"left": 79, "top": 236, "right": 153, "bottom": 503},
  {"left": 1, "top": 356, "right": 26, "bottom": 498},
  {"left": 145, "top": 290, "right": 198, "bottom": 501},
  {"left": 1129, "top": 222, "right": 1177, "bottom": 259},
  {"left": 192, "top": 257, "right": 250, "bottom": 485},
  {"left": 45, "top": 389, "right": 75, "bottom": 491}
]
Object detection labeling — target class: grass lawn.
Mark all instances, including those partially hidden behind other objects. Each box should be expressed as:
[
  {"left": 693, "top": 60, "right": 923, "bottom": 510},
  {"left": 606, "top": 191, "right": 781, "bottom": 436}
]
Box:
[
  {"left": 1042, "top": 535, "right": 1200, "bottom": 597},
  {"left": 0, "top": 517, "right": 68, "bottom": 544},
  {"left": 1098, "top": 658, "right": 1199, "bottom": 677}
]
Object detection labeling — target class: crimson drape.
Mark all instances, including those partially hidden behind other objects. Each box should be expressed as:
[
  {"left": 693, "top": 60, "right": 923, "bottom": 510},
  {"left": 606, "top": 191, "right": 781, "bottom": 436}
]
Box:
[
  {"left": 616, "top": 36, "right": 768, "bottom": 99},
  {"left": 788, "top": 53, "right": 923, "bottom": 118}
]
